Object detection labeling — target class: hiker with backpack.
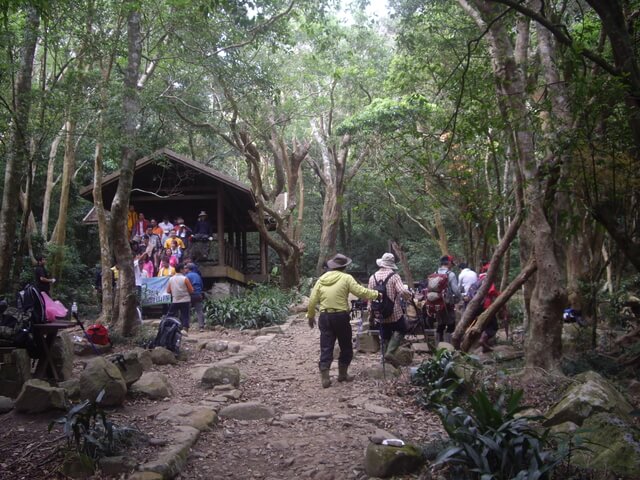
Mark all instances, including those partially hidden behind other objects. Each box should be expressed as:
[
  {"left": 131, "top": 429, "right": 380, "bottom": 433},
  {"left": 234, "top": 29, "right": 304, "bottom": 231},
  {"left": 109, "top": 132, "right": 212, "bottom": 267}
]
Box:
[
  {"left": 307, "top": 253, "right": 380, "bottom": 388},
  {"left": 466, "top": 265, "right": 508, "bottom": 352},
  {"left": 367, "top": 252, "right": 412, "bottom": 367},
  {"left": 423, "top": 255, "right": 460, "bottom": 344}
]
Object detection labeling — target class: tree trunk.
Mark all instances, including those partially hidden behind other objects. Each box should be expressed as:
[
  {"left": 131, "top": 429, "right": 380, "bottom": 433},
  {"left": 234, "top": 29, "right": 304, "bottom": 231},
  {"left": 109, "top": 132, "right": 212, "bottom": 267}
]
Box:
[
  {"left": 0, "top": 7, "right": 39, "bottom": 294},
  {"left": 391, "top": 240, "right": 413, "bottom": 288},
  {"left": 110, "top": 4, "right": 142, "bottom": 336},
  {"left": 49, "top": 119, "right": 77, "bottom": 282},
  {"left": 461, "top": 0, "right": 567, "bottom": 372},
  {"left": 41, "top": 125, "right": 64, "bottom": 238}
]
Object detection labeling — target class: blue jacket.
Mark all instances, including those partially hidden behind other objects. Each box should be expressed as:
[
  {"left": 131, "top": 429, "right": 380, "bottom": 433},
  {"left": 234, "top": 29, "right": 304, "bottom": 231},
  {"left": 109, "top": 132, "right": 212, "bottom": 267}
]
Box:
[{"left": 185, "top": 271, "right": 203, "bottom": 294}]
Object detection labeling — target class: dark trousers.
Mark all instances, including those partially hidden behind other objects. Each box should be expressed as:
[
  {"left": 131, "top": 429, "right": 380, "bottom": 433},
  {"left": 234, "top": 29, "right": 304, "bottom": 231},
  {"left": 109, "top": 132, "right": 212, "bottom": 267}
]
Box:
[
  {"left": 168, "top": 302, "right": 190, "bottom": 330},
  {"left": 380, "top": 319, "right": 406, "bottom": 341},
  {"left": 318, "top": 312, "right": 352, "bottom": 370},
  {"left": 436, "top": 305, "right": 456, "bottom": 335}
]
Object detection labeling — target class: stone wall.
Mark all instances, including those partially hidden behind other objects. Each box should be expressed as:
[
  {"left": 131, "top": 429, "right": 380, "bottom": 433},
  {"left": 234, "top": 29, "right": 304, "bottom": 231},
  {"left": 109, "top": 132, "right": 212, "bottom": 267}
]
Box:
[{"left": 0, "top": 349, "right": 32, "bottom": 398}]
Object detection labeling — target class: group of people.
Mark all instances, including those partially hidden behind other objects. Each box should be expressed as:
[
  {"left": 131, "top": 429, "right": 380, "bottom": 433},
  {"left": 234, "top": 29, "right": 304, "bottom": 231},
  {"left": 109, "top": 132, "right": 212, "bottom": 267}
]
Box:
[
  {"left": 127, "top": 206, "right": 214, "bottom": 278},
  {"left": 307, "top": 252, "right": 506, "bottom": 388}
]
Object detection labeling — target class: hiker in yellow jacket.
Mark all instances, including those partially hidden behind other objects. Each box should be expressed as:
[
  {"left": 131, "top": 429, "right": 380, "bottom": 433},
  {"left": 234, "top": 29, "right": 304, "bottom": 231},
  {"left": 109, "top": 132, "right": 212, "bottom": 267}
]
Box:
[{"left": 307, "top": 253, "right": 380, "bottom": 388}]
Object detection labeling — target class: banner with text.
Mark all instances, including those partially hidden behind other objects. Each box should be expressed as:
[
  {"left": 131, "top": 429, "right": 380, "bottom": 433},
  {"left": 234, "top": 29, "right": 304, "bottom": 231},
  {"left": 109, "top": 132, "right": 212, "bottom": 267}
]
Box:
[{"left": 140, "top": 277, "right": 171, "bottom": 306}]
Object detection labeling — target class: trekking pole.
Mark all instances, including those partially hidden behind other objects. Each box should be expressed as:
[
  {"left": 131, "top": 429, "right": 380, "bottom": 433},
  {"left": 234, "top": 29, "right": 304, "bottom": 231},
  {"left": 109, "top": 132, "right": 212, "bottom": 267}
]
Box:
[
  {"left": 352, "top": 301, "right": 364, "bottom": 352},
  {"left": 375, "top": 318, "right": 386, "bottom": 380},
  {"left": 71, "top": 302, "right": 101, "bottom": 356}
]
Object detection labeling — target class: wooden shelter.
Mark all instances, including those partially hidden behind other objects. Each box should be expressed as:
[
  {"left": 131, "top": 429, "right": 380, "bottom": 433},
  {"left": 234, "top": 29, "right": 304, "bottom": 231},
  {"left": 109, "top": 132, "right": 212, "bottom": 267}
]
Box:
[{"left": 80, "top": 148, "right": 270, "bottom": 285}]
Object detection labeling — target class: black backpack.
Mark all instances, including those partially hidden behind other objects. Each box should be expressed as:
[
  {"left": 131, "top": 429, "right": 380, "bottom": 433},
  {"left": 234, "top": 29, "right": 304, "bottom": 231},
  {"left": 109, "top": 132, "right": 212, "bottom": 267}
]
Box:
[
  {"left": 149, "top": 316, "right": 182, "bottom": 354},
  {"left": 16, "top": 284, "right": 46, "bottom": 324},
  {"left": 0, "top": 306, "right": 39, "bottom": 356},
  {"left": 371, "top": 272, "right": 397, "bottom": 320}
]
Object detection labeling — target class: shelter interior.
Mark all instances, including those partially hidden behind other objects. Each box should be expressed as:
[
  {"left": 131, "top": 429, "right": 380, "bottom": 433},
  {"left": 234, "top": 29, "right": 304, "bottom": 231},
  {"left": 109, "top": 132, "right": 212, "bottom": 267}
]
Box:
[{"left": 80, "top": 148, "right": 270, "bottom": 287}]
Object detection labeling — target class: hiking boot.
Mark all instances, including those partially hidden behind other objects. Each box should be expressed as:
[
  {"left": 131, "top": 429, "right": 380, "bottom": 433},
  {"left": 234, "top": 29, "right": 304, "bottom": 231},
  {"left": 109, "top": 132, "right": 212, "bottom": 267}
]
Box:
[
  {"left": 337, "top": 365, "right": 354, "bottom": 382},
  {"left": 384, "top": 332, "right": 403, "bottom": 368},
  {"left": 320, "top": 369, "right": 331, "bottom": 388}
]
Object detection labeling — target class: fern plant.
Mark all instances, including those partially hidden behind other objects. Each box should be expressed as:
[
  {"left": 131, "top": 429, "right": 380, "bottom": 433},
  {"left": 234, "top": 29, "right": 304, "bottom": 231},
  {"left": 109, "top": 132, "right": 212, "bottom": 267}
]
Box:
[
  {"left": 435, "top": 388, "right": 562, "bottom": 479},
  {"left": 412, "top": 348, "right": 464, "bottom": 407}
]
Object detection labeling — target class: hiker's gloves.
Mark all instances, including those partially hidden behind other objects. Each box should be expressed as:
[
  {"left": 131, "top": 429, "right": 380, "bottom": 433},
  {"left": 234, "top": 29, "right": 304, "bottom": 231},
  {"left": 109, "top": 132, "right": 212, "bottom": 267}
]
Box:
[{"left": 308, "top": 317, "right": 315, "bottom": 329}]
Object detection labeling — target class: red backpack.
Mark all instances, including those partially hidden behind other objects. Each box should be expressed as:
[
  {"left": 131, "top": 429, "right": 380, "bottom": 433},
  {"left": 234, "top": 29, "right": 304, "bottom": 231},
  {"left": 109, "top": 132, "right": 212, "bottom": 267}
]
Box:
[
  {"left": 86, "top": 324, "right": 110, "bottom": 345},
  {"left": 423, "top": 272, "right": 450, "bottom": 314}
]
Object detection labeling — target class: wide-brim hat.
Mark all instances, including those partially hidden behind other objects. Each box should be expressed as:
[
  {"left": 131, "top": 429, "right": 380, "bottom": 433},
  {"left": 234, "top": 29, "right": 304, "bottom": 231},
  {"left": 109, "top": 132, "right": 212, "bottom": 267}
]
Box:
[
  {"left": 326, "top": 253, "right": 352, "bottom": 270},
  {"left": 376, "top": 252, "right": 398, "bottom": 270},
  {"left": 198, "top": 211, "right": 207, "bottom": 217}
]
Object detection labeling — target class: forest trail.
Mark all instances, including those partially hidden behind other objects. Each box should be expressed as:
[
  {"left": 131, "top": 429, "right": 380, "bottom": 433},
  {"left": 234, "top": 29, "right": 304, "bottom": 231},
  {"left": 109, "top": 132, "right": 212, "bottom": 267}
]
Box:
[{"left": 181, "top": 314, "right": 442, "bottom": 479}]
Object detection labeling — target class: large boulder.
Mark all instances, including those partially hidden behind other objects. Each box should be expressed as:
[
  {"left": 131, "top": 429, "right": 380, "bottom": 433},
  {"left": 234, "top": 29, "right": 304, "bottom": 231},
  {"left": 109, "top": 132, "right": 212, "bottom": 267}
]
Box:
[
  {"left": 544, "top": 370, "right": 634, "bottom": 427},
  {"left": 150, "top": 347, "right": 178, "bottom": 366},
  {"left": 14, "top": 379, "right": 66, "bottom": 413},
  {"left": 132, "top": 347, "right": 153, "bottom": 371},
  {"left": 130, "top": 372, "right": 172, "bottom": 399},
  {"left": 50, "top": 333, "right": 74, "bottom": 380},
  {"left": 109, "top": 351, "right": 143, "bottom": 387},
  {"left": 59, "top": 378, "right": 80, "bottom": 399},
  {"left": 0, "top": 348, "right": 31, "bottom": 398},
  {"left": 364, "top": 442, "right": 425, "bottom": 478},
  {"left": 570, "top": 412, "right": 640, "bottom": 477},
  {"left": 79, "top": 357, "right": 127, "bottom": 406},
  {"left": 199, "top": 365, "right": 240, "bottom": 388}
]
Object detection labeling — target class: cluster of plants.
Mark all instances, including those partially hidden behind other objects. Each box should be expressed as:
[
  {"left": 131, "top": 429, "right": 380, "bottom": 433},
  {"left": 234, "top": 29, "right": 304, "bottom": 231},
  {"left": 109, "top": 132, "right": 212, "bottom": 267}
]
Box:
[
  {"left": 414, "top": 350, "right": 568, "bottom": 479},
  {"left": 412, "top": 348, "right": 465, "bottom": 407},
  {"left": 434, "top": 389, "right": 562, "bottom": 479},
  {"left": 49, "top": 390, "right": 146, "bottom": 473},
  {"left": 203, "top": 283, "right": 296, "bottom": 330}
]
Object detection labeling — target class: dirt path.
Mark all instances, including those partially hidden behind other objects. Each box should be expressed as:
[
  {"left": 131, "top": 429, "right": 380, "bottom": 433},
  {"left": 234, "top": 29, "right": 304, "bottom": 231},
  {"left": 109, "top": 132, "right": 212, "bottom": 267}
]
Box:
[{"left": 181, "top": 315, "right": 443, "bottom": 480}]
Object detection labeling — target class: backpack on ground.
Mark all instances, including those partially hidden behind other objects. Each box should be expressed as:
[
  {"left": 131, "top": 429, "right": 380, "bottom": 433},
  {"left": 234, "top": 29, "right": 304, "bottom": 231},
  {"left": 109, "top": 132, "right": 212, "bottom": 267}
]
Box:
[
  {"left": 148, "top": 316, "right": 182, "bottom": 354},
  {"left": 423, "top": 271, "right": 450, "bottom": 315},
  {"left": 16, "top": 284, "right": 46, "bottom": 324},
  {"left": 370, "top": 272, "right": 397, "bottom": 321},
  {"left": 86, "top": 324, "right": 111, "bottom": 346},
  {"left": 0, "top": 306, "right": 39, "bottom": 356}
]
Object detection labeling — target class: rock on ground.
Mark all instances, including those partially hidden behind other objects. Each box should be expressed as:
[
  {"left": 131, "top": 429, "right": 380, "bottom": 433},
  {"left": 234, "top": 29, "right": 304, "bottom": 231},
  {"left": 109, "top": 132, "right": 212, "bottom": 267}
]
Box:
[
  {"left": 150, "top": 347, "right": 178, "bottom": 365},
  {"left": 79, "top": 357, "right": 127, "bottom": 406},
  {"left": 130, "top": 372, "right": 173, "bottom": 399},
  {"left": 218, "top": 401, "right": 275, "bottom": 420},
  {"left": 199, "top": 365, "right": 240, "bottom": 388},
  {"left": 14, "top": 379, "right": 66, "bottom": 413},
  {"left": 364, "top": 442, "right": 425, "bottom": 478}
]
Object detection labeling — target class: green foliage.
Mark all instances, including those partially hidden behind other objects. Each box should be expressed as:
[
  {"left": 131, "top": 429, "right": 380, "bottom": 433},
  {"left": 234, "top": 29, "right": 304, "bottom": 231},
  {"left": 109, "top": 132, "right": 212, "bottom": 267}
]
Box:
[
  {"left": 435, "top": 388, "right": 561, "bottom": 480},
  {"left": 49, "top": 389, "right": 146, "bottom": 470},
  {"left": 336, "top": 94, "right": 436, "bottom": 135},
  {"left": 203, "top": 284, "right": 295, "bottom": 330},
  {"left": 412, "top": 348, "right": 464, "bottom": 407},
  {"left": 599, "top": 274, "right": 640, "bottom": 329}
]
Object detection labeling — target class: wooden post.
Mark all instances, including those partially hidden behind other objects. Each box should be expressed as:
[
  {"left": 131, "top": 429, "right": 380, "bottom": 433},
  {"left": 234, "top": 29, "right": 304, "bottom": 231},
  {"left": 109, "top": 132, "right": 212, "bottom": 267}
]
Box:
[
  {"left": 217, "top": 184, "right": 225, "bottom": 265},
  {"left": 260, "top": 234, "right": 267, "bottom": 275},
  {"left": 242, "top": 231, "right": 247, "bottom": 271}
]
